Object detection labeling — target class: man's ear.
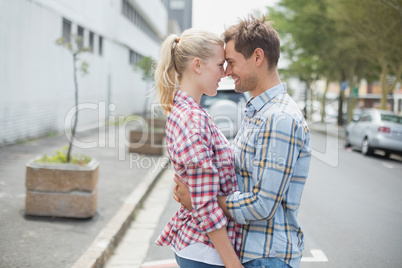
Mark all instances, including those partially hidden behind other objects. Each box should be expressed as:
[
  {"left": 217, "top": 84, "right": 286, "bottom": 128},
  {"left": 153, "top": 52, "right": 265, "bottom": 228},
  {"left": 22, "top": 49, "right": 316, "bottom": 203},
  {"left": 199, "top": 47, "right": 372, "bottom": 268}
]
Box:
[
  {"left": 253, "top": 48, "right": 265, "bottom": 67},
  {"left": 192, "top": 58, "right": 202, "bottom": 74}
]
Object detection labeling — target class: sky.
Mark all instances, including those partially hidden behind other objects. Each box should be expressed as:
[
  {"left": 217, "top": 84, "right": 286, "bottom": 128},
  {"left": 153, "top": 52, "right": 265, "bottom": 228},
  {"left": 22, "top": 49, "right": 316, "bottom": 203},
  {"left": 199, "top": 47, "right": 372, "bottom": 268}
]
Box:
[{"left": 192, "top": 0, "right": 279, "bottom": 35}]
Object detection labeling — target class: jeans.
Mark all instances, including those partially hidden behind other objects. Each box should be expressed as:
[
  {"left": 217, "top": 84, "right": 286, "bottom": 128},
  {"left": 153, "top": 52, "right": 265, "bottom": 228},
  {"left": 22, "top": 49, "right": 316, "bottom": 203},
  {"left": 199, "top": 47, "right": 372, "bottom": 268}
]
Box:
[
  {"left": 174, "top": 254, "right": 225, "bottom": 268},
  {"left": 243, "top": 258, "right": 291, "bottom": 268}
]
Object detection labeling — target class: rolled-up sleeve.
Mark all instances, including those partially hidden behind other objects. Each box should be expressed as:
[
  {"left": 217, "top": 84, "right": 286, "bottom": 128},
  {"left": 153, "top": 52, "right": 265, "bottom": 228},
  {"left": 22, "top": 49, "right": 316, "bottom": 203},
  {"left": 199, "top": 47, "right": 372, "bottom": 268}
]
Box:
[{"left": 226, "top": 113, "right": 305, "bottom": 223}]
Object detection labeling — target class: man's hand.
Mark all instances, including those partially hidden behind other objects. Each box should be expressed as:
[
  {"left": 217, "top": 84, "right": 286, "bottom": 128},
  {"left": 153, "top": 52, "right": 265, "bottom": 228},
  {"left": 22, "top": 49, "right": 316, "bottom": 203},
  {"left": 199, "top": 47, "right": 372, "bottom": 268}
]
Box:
[{"left": 173, "top": 175, "right": 192, "bottom": 211}]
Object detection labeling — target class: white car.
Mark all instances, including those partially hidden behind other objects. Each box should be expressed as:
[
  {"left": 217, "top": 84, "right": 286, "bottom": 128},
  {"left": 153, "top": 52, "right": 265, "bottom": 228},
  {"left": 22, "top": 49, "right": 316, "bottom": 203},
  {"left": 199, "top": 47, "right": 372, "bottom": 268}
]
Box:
[
  {"left": 200, "top": 77, "right": 251, "bottom": 138},
  {"left": 345, "top": 109, "right": 402, "bottom": 157}
]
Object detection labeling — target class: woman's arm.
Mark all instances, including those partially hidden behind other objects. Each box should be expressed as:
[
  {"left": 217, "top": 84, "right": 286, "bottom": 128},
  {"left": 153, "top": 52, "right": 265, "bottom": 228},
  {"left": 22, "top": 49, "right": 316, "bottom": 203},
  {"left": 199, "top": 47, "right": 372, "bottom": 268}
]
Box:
[
  {"left": 174, "top": 177, "right": 231, "bottom": 217},
  {"left": 174, "top": 177, "right": 242, "bottom": 267},
  {"left": 173, "top": 112, "right": 242, "bottom": 267},
  {"left": 208, "top": 227, "right": 243, "bottom": 268}
]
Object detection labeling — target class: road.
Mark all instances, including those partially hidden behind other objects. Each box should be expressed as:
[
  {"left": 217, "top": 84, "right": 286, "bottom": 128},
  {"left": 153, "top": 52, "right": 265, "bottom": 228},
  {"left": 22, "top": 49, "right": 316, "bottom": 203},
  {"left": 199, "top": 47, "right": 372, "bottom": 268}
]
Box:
[{"left": 140, "top": 131, "right": 402, "bottom": 268}]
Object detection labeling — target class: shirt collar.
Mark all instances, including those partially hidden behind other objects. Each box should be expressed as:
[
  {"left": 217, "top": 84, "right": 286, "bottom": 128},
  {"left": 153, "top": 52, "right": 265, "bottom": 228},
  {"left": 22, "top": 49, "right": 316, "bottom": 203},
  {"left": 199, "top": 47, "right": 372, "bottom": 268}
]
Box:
[
  {"left": 174, "top": 89, "right": 200, "bottom": 108},
  {"left": 246, "top": 83, "right": 287, "bottom": 113}
]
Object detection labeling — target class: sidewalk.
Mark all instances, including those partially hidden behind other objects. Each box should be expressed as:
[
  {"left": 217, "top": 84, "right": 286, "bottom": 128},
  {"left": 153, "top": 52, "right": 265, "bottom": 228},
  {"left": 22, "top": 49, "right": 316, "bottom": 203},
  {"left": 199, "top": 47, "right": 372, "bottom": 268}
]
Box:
[
  {"left": 0, "top": 122, "right": 341, "bottom": 268},
  {"left": 105, "top": 166, "right": 176, "bottom": 268},
  {"left": 0, "top": 126, "right": 169, "bottom": 268}
]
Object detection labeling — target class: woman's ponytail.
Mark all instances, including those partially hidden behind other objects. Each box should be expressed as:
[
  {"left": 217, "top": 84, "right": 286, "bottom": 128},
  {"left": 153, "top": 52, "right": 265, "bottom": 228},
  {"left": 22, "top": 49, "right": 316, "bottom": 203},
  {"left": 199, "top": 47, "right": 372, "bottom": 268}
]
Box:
[{"left": 154, "top": 34, "right": 179, "bottom": 115}]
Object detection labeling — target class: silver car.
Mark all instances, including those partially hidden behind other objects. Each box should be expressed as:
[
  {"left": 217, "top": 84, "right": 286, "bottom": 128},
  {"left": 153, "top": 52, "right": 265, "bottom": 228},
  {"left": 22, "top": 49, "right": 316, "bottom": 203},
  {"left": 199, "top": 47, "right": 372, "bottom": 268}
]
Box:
[
  {"left": 345, "top": 109, "right": 402, "bottom": 157},
  {"left": 200, "top": 77, "right": 250, "bottom": 138}
]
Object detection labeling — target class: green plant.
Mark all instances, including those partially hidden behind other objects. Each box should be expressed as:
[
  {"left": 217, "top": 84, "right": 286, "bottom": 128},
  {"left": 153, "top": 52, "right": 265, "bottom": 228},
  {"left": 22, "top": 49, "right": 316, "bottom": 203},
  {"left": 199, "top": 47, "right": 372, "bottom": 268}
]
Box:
[
  {"left": 35, "top": 146, "right": 92, "bottom": 166},
  {"left": 134, "top": 56, "right": 156, "bottom": 118},
  {"left": 56, "top": 35, "right": 90, "bottom": 162}
]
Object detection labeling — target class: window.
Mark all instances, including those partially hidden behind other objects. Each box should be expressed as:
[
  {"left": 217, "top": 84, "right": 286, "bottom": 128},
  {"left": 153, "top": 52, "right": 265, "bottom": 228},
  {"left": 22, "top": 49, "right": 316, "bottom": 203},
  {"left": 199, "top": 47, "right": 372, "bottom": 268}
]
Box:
[
  {"left": 122, "top": 0, "right": 128, "bottom": 16},
  {"left": 121, "top": 0, "right": 159, "bottom": 42},
  {"left": 99, "top": 35, "right": 103, "bottom": 56},
  {"left": 381, "top": 114, "right": 402, "bottom": 124},
  {"left": 360, "top": 114, "right": 372, "bottom": 122},
  {"left": 170, "top": 0, "right": 185, "bottom": 9},
  {"left": 62, "top": 18, "right": 72, "bottom": 42},
  {"left": 89, "top": 31, "right": 94, "bottom": 53},
  {"left": 77, "top": 25, "right": 84, "bottom": 49},
  {"left": 129, "top": 49, "right": 143, "bottom": 66}
]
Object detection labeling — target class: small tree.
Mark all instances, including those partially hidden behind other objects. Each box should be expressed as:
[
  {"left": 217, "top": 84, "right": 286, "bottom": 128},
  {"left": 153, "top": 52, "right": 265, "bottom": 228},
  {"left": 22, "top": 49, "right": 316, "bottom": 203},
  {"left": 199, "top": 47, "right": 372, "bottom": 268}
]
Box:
[
  {"left": 56, "top": 35, "right": 89, "bottom": 162},
  {"left": 134, "top": 56, "right": 156, "bottom": 118}
]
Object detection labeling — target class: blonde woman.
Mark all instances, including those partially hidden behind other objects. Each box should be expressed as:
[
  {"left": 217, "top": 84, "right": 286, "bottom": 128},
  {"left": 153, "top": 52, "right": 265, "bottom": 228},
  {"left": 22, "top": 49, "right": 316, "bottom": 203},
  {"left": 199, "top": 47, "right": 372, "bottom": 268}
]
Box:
[{"left": 154, "top": 29, "right": 243, "bottom": 268}]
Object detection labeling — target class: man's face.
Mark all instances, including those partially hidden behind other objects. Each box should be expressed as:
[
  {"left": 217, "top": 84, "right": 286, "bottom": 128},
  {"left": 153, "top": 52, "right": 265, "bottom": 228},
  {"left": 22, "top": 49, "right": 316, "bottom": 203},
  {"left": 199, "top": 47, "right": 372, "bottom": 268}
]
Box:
[{"left": 224, "top": 40, "right": 258, "bottom": 93}]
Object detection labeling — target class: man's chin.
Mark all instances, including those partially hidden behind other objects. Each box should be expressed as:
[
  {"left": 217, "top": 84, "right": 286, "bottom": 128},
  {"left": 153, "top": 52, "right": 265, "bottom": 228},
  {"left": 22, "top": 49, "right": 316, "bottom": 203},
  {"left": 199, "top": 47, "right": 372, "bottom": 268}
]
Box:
[{"left": 234, "top": 85, "right": 246, "bottom": 93}]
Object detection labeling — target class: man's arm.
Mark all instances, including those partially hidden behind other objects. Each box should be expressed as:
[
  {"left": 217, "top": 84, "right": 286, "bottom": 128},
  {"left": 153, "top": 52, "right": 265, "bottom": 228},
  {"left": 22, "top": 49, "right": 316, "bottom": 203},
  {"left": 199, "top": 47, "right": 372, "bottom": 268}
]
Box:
[
  {"left": 226, "top": 114, "right": 306, "bottom": 224},
  {"left": 173, "top": 176, "right": 192, "bottom": 210},
  {"left": 174, "top": 177, "right": 231, "bottom": 218}
]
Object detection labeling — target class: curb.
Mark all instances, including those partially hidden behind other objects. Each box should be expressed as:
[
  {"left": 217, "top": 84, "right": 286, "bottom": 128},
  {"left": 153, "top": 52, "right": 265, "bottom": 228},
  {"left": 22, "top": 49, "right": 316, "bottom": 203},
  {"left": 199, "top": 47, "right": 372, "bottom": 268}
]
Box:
[
  {"left": 71, "top": 158, "right": 170, "bottom": 268},
  {"left": 308, "top": 123, "right": 346, "bottom": 140},
  {"left": 311, "top": 128, "right": 345, "bottom": 140}
]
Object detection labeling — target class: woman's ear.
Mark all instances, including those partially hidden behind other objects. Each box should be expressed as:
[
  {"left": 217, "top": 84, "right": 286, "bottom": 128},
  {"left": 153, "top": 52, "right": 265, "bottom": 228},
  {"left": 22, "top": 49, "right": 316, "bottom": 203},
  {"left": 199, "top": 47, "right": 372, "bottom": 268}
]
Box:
[
  {"left": 192, "top": 58, "right": 202, "bottom": 74},
  {"left": 253, "top": 48, "right": 265, "bottom": 67}
]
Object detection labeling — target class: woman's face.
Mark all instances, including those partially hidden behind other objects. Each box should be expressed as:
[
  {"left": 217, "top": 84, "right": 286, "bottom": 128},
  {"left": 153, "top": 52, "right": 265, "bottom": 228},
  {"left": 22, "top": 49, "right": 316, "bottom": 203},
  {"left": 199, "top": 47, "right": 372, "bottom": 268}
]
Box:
[{"left": 200, "top": 45, "right": 226, "bottom": 96}]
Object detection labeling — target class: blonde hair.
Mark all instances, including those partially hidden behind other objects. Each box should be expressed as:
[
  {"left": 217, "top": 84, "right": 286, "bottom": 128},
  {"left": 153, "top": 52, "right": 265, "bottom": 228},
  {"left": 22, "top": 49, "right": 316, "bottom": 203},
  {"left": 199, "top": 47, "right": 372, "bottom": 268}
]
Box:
[{"left": 154, "top": 29, "right": 224, "bottom": 114}]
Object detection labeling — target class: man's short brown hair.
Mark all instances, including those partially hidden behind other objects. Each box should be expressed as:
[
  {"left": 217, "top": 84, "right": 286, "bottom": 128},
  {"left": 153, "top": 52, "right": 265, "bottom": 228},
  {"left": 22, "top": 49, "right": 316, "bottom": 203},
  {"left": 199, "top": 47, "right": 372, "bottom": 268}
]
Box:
[{"left": 224, "top": 16, "right": 280, "bottom": 70}]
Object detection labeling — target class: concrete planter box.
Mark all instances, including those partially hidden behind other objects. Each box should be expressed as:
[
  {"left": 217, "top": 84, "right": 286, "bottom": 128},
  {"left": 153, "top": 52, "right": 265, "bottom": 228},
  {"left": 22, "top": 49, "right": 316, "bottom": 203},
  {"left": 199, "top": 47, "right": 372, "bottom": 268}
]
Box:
[
  {"left": 146, "top": 118, "right": 166, "bottom": 129},
  {"left": 129, "top": 118, "right": 166, "bottom": 156},
  {"left": 25, "top": 156, "right": 99, "bottom": 218},
  {"left": 129, "top": 129, "right": 165, "bottom": 156}
]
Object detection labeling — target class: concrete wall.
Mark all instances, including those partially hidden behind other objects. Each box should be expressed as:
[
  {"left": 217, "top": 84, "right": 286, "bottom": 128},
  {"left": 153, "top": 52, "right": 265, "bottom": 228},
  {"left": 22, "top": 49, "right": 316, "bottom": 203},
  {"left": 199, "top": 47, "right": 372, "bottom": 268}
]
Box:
[{"left": 0, "top": 0, "right": 167, "bottom": 145}]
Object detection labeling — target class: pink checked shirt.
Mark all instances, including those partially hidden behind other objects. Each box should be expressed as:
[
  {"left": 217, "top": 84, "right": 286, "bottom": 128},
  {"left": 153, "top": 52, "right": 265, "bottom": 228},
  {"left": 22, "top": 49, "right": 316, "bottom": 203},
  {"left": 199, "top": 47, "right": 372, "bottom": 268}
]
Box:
[{"left": 156, "top": 90, "right": 242, "bottom": 255}]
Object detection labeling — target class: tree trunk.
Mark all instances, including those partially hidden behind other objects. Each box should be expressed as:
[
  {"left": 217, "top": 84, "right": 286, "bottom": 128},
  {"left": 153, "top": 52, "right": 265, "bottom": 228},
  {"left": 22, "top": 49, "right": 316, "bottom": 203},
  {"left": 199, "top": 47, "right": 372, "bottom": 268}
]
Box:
[
  {"left": 320, "top": 80, "right": 329, "bottom": 123},
  {"left": 337, "top": 87, "right": 345, "bottom": 126},
  {"left": 67, "top": 53, "right": 79, "bottom": 162},
  {"left": 380, "top": 62, "right": 389, "bottom": 110}
]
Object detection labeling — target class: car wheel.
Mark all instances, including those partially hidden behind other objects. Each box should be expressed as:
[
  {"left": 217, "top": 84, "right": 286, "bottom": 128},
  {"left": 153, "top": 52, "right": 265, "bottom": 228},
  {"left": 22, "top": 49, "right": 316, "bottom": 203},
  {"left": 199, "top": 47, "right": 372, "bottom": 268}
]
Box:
[
  {"left": 361, "top": 137, "right": 373, "bottom": 156},
  {"left": 344, "top": 135, "right": 351, "bottom": 148}
]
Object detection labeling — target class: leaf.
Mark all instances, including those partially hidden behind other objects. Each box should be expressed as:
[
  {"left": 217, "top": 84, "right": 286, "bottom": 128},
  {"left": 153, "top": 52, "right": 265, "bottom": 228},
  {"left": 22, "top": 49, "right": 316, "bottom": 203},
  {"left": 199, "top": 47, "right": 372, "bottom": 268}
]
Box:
[{"left": 134, "top": 56, "right": 156, "bottom": 81}]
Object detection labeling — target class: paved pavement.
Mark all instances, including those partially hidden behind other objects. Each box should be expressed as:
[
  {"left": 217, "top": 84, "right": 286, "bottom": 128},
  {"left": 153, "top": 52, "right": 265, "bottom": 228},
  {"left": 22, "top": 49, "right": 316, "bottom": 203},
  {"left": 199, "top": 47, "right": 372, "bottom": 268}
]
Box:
[
  {"left": 0, "top": 125, "right": 169, "bottom": 268},
  {"left": 0, "top": 121, "right": 344, "bottom": 268}
]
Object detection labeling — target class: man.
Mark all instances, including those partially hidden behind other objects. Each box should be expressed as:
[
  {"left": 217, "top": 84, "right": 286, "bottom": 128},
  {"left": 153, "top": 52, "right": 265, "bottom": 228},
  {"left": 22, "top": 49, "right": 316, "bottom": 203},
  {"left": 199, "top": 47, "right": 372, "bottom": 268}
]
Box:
[{"left": 175, "top": 16, "right": 311, "bottom": 268}]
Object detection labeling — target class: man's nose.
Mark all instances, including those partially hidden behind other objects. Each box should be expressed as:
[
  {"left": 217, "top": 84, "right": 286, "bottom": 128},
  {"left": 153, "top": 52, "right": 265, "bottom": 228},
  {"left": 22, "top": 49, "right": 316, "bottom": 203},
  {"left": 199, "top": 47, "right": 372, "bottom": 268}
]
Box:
[{"left": 225, "top": 65, "right": 232, "bottom": 77}]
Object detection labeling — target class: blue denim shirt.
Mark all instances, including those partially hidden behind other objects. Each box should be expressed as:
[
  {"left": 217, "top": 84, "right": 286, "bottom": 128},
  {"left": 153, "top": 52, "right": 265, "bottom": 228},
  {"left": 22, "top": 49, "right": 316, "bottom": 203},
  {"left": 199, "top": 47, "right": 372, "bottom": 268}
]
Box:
[{"left": 227, "top": 83, "right": 311, "bottom": 268}]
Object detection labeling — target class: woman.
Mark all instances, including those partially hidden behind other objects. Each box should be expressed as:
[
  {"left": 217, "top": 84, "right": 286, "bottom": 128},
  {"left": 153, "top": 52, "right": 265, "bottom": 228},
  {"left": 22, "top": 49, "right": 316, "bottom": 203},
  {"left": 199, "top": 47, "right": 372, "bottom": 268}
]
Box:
[{"left": 154, "top": 29, "right": 243, "bottom": 268}]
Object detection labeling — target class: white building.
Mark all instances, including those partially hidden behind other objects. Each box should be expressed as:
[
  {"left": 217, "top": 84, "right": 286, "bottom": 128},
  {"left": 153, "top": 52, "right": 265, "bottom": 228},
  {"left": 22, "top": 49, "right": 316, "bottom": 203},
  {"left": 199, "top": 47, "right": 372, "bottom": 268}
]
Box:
[{"left": 0, "top": 0, "right": 168, "bottom": 145}]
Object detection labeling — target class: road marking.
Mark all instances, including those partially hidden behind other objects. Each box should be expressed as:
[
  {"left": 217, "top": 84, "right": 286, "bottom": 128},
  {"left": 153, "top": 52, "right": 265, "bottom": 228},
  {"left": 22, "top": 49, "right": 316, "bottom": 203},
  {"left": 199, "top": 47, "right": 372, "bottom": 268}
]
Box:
[
  {"left": 141, "top": 259, "right": 178, "bottom": 268},
  {"left": 382, "top": 162, "right": 402, "bottom": 169},
  {"left": 301, "top": 249, "right": 328, "bottom": 262},
  {"left": 382, "top": 162, "right": 395, "bottom": 169}
]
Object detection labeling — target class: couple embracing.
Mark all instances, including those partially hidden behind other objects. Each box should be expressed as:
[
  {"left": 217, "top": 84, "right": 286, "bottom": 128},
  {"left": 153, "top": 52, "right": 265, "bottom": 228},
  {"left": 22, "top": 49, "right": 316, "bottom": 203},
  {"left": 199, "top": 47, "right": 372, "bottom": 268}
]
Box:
[{"left": 153, "top": 15, "right": 311, "bottom": 268}]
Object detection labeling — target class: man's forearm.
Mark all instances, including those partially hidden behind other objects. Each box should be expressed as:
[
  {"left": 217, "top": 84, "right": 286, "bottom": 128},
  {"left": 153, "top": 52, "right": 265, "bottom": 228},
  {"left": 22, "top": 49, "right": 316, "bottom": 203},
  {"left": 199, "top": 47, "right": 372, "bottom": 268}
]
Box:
[{"left": 217, "top": 195, "right": 230, "bottom": 218}]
